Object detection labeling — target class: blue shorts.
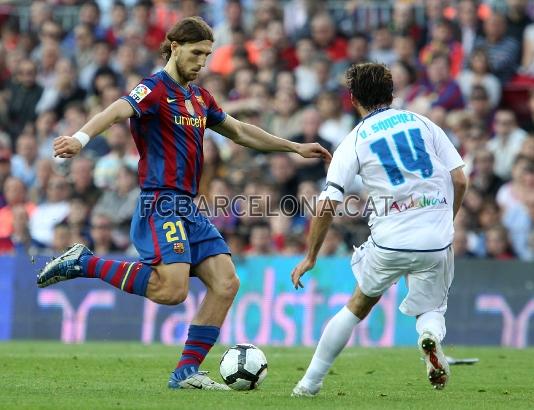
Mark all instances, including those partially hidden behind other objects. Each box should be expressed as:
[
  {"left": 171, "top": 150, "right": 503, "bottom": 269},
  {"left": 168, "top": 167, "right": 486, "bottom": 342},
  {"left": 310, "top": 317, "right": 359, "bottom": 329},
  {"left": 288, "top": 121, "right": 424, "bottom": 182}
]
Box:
[{"left": 131, "top": 190, "right": 230, "bottom": 266}]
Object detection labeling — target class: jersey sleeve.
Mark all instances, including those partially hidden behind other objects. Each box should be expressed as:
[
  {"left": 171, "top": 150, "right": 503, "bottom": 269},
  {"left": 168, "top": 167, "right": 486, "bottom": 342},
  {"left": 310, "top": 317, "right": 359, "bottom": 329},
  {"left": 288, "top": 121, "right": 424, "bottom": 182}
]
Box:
[
  {"left": 429, "top": 121, "right": 465, "bottom": 171},
  {"left": 121, "top": 77, "right": 160, "bottom": 118},
  {"left": 318, "top": 133, "right": 359, "bottom": 202},
  {"left": 203, "top": 89, "right": 227, "bottom": 127}
]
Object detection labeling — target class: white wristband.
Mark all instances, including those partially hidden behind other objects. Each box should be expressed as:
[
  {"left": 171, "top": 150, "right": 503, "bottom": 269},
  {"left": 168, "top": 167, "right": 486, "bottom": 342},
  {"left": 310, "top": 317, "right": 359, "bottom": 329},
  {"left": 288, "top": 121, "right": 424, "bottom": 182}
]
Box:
[{"left": 72, "top": 131, "right": 90, "bottom": 148}]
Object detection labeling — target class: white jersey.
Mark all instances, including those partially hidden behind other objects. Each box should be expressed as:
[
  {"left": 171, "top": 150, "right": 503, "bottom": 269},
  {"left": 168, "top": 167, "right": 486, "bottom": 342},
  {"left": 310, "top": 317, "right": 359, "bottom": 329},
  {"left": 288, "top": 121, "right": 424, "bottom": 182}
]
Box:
[{"left": 319, "top": 108, "right": 464, "bottom": 251}]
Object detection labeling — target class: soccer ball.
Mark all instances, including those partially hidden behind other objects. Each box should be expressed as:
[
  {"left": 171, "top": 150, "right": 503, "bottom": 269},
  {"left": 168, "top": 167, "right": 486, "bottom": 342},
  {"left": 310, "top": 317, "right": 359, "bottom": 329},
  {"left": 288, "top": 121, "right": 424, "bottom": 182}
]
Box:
[{"left": 219, "top": 344, "right": 268, "bottom": 390}]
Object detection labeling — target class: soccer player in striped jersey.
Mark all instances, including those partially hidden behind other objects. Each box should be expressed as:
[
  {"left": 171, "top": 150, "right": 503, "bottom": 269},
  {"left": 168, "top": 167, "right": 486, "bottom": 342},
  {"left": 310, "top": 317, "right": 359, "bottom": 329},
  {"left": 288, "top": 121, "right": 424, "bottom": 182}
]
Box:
[{"left": 37, "top": 17, "right": 331, "bottom": 390}]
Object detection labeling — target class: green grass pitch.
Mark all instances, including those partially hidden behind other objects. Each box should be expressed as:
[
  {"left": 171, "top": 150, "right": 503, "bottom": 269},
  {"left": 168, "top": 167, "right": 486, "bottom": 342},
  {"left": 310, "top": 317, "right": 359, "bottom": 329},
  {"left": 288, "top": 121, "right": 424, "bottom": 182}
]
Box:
[{"left": 1, "top": 342, "right": 533, "bottom": 409}]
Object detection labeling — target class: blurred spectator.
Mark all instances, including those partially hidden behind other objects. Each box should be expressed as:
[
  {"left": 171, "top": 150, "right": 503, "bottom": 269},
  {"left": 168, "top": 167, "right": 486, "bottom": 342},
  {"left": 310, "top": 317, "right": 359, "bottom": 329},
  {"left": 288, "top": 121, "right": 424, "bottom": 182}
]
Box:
[
  {"left": 391, "top": 61, "right": 418, "bottom": 110},
  {"left": 36, "top": 42, "right": 61, "bottom": 89},
  {"left": 393, "top": 33, "right": 419, "bottom": 68},
  {"left": 484, "top": 225, "right": 515, "bottom": 260},
  {"left": 104, "top": 1, "right": 128, "bottom": 47},
  {"left": 316, "top": 90, "right": 354, "bottom": 148},
  {"left": 369, "top": 25, "right": 396, "bottom": 67},
  {"left": 267, "top": 19, "right": 298, "bottom": 70},
  {"left": 29, "top": 158, "right": 53, "bottom": 204},
  {"left": 496, "top": 155, "right": 534, "bottom": 212},
  {"left": 89, "top": 212, "right": 120, "bottom": 254},
  {"left": 70, "top": 156, "right": 101, "bottom": 207},
  {"left": 487, "top": 109, "right": 528, "bottom": 180},
  {"left": 210, "top": 28, "right": 258, "bottom": 76},
  {"left": 205, "top": 177, "right": 239, "bottom": 235},
  {"left": 29, "top": 0, "right": 53, "bottom": 35},
  {"left": 520, "top": 23, "right": 534, "bottom": 75},
  {"left": 29, "top": 174, "right": 70, "bottom": 246},
  {"left": 290, "top": 107, "right": 332, "bottom": 182},
  {"left": 521, "top": 91, "right": 534, "bottom": 133},
  {"left": 419, "top": 0, "right": 451, "bottom": 49},
  {"left": 503, "top": 190, "right": 534, "bottom": 260},
  {"left": 93, "top": 165, "right": 140, "bottom": 248},
  {"left": 69, "top": 23, "right": 96, "bottom": 70},
  {"left": 50, "top": 222, "right": 71, "bottom": 254},
  {"left": 265, "top": 89, "right": 304, "bottom": 140},
  {"left": 11, "top": 133, "right": 38, "bottom": 188},
  {"left": 268, "top": 153, "right": 299, "bottom": 198},
  {"left": 332, "top": 33, "right": 369, "bottom": 86},
  {"left": 281, "top": 233, "right": 305, "bottom": 255},
  {"left": 474, "top": 13, "right": 520, "bottom": 83},
  {"left": 446, "top": 110, "right": 474, "bottom": 150},
  {"left": 294, "top": 37, "right": 320, "bottom": 101},
  {"left": 466, "top": 84, "right": 495, "bottom": 131},
  {"left": 469, "top": 149, "right": 504, "bottom": 198},
  {"left": 199, "top": 138, "right": 227, "bottom": 198},
  {"left": 520, "top": 135, "right": 534, "bottom": 160},
  {"left": 36, "top": 58, "right": 86, "bottom": 118},
  {"left": 390, "top": 1, "right": 422, "bottom": 44},
  {"left": 456, "top": 0, "right": 483, "bottom": 57},
  {"left": 30, "top": 20, "right": 63, "bottom": 62},
  {"left": 247, "top": 222, "right": 274, "bottom": 255},
  {"left": 505, "top": 0, "right": 532, "bottom": 49},
  {"left": 419, "top": 19, "right": 463, "bottom": 77},
  {"left": 79, "top": 40, "right": 115, "bottom": 92},
  {"left": 94, "top": 123, "right": 138, "bottom": 189},
  {"left": 213, "top": 0, "right": 246, "bottom": 50},
  {"left": 0, "top": 176, "right": 36, "bottom": 239},
  {"left": 310, "top": 12, "right": 347, "bottom": 62},
  {"left": 2, "top": 59, "right": 43, "bottom": 139},
  {"left": 457, "top": 48, "right": 501, "bottom": 109},
  {"left": 35, "top": 111, "right": 58, "bottom": 159},
  {"left": 66, "top": 195, "right": 91, "bottom": 245},
  {"left": 407, "top": 53, "right": 464, "bottom": 115},
  {"left": 453, "top": 228, "right": 476, "bottom": 258},
  {"left": 129, "top": 0, "right": 166, "bottom": 51}
]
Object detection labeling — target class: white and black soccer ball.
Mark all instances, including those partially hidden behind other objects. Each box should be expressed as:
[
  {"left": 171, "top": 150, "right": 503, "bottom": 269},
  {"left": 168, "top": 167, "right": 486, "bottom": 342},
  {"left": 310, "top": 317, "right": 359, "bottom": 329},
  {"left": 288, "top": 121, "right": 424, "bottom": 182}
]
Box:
[{"left": 219, "top": 344, "right": 268, "bottom": 390}]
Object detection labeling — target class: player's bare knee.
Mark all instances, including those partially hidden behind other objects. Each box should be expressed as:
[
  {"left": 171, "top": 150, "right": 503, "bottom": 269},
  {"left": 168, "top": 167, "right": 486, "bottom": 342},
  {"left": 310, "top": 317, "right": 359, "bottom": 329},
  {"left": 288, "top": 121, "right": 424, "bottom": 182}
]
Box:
[{"left": 215, "top": 273, "right": 240, "bottom": 300}]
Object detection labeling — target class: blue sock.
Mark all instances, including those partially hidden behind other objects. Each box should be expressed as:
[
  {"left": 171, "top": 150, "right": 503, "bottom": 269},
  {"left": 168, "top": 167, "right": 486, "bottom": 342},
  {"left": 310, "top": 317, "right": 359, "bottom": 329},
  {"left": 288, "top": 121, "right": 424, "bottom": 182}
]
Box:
[{"left": 174, "top": 325, "right": 220, "bottom": 380}]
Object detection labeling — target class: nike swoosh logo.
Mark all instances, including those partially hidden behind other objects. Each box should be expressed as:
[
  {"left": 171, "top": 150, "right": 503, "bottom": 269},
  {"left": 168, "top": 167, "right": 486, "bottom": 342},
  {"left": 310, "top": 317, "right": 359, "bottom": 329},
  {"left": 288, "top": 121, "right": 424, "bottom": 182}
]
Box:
[
  {"left": 185, "top": 382, "right": 202, "bottom": 389},
  {"left": 167, "top": 97, "right": 177, "bottom": 103}
]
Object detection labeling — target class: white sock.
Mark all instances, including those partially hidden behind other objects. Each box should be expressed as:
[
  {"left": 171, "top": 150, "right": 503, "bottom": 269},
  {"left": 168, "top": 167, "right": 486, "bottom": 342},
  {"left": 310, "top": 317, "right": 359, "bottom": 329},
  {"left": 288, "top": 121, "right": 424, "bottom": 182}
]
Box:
[
  {"left": 416, "top": 311, "right": 446, "bottom": 342},
  {"left": 301, "top": 306, "right": 360, "bottom": 389}
]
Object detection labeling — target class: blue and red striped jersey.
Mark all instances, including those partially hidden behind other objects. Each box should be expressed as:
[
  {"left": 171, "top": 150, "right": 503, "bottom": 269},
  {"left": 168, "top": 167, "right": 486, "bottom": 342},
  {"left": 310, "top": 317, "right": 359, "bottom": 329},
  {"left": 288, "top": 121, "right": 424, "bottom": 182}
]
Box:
[{"left": 121, "top": 70, "right": 226, "bottom": 196}]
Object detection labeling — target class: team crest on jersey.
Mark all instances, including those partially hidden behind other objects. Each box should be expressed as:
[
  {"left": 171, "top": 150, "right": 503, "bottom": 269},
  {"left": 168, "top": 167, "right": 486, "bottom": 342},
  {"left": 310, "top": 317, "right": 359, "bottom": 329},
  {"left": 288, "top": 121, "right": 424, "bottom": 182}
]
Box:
[
  {"left": 129, "top": 84, "right": 151, "bottom": 103},
  {"left": 173, "top": 242, "right": 185, "bottom": 254},
  {"left": 184, "top": 99, "right": 195, "bottom": 116},
  {"left": 195, "top": 95, "right": 206, "bottom": 108}
]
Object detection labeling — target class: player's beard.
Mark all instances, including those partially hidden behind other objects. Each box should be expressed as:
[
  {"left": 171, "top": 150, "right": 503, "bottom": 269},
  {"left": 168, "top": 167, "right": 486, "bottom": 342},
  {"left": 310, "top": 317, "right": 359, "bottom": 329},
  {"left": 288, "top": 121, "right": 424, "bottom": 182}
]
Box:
[{"left": 175, "top": 61, "right": 197, "bottom": 82}]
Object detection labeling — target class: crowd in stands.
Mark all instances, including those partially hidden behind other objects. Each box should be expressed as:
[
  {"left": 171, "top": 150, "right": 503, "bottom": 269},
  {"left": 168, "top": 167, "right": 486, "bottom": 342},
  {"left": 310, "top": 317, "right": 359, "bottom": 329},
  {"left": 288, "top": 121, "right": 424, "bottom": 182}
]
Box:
[{"left": 0, "top": 0, "right": 533, "bottom": 261}]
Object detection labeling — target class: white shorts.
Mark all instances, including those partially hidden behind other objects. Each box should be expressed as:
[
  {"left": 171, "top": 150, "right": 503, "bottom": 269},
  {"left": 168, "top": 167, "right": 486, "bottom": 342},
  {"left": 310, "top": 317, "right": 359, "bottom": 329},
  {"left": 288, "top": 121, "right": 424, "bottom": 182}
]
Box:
[{"left": 351, "top": 239, "right": 454, "bottom": 317}]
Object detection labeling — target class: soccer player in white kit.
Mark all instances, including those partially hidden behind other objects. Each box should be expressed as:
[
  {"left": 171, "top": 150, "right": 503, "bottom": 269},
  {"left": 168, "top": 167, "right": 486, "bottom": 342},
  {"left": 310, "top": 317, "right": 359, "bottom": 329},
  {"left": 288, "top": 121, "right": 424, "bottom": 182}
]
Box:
[{"left": 291, "top": 63, "right": 468, "bottom": 396}]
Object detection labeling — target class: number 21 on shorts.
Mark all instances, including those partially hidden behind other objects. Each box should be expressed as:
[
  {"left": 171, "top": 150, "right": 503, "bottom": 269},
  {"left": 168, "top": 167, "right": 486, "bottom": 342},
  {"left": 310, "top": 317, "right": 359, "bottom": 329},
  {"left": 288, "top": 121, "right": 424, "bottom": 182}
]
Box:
[{"left": 163, "top": 221, "right": 187, "bottom": 242}]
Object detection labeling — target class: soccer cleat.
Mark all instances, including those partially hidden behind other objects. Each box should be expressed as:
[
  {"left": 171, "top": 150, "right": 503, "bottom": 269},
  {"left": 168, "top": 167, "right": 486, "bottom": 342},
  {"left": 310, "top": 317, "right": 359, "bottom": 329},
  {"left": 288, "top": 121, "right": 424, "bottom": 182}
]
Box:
[
  {"left": 36, "top": 244, "right": 93, "bottom": 288},
  {"left": 168, "top": 370, "right": 231, "bottom": 390},
  {"left": 291, "top": 381, "right": 322, "bottom": 397},
  {"left": 418, "top": 332, "right": 450, "bottom": 390}
]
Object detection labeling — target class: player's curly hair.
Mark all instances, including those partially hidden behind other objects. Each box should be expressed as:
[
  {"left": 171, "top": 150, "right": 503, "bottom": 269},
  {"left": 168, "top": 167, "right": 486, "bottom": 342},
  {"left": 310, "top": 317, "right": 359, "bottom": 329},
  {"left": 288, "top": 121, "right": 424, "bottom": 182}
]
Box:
[
  {"left": 160, "top": 16, "right": 214, "bottom": 61},
  {"left": 346, "top": 63, "right": 393, "bottom": 111}
]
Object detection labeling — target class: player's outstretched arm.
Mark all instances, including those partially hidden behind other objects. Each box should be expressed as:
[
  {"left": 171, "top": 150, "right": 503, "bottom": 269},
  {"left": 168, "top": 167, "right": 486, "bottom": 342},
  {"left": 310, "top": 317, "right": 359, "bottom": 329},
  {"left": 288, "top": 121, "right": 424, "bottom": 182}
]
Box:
[
  {"left": 291, "top": 198, "right": 339, "bottom": 289},
  {"left": 450, "top": 166, "right": 468, "bottom": 220},
  {"left": 211, "top": 115, "right": 332, "bottom": 162},
  {"left": 53, "top": 99, "right": 135, "bottom": 158}
]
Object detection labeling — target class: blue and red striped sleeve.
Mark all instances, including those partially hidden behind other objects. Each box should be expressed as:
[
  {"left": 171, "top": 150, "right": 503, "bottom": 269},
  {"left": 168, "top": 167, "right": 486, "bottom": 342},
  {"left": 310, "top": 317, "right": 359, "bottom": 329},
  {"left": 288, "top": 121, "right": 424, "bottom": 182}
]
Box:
[
  {"left": 121, "top": 77, "right": 161, "bottom": 118},
  {"left": 202, "top": 89, "right": 227, "bottom": 128}
]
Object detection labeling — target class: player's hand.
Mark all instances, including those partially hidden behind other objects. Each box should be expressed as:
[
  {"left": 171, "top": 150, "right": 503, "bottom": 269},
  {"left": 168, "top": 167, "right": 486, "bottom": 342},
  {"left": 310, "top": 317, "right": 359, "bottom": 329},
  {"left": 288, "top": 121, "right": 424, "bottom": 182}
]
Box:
[
  {"left": 291, "top": 257, "right": 316, "bottom": 290},
  {"left": 53, "top": 136, "right": 82, "bottom": 158},
  {"left": 295, "top": 143, "right": 332, "bottom": 163}
]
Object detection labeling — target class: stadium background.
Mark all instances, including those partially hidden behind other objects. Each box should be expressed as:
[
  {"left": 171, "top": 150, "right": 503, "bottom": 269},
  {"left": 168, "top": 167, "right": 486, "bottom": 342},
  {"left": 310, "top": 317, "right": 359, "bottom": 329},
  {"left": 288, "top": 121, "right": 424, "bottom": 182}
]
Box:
[{"left": 0, "top": 0, "right": 532, "bottom": 347}]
